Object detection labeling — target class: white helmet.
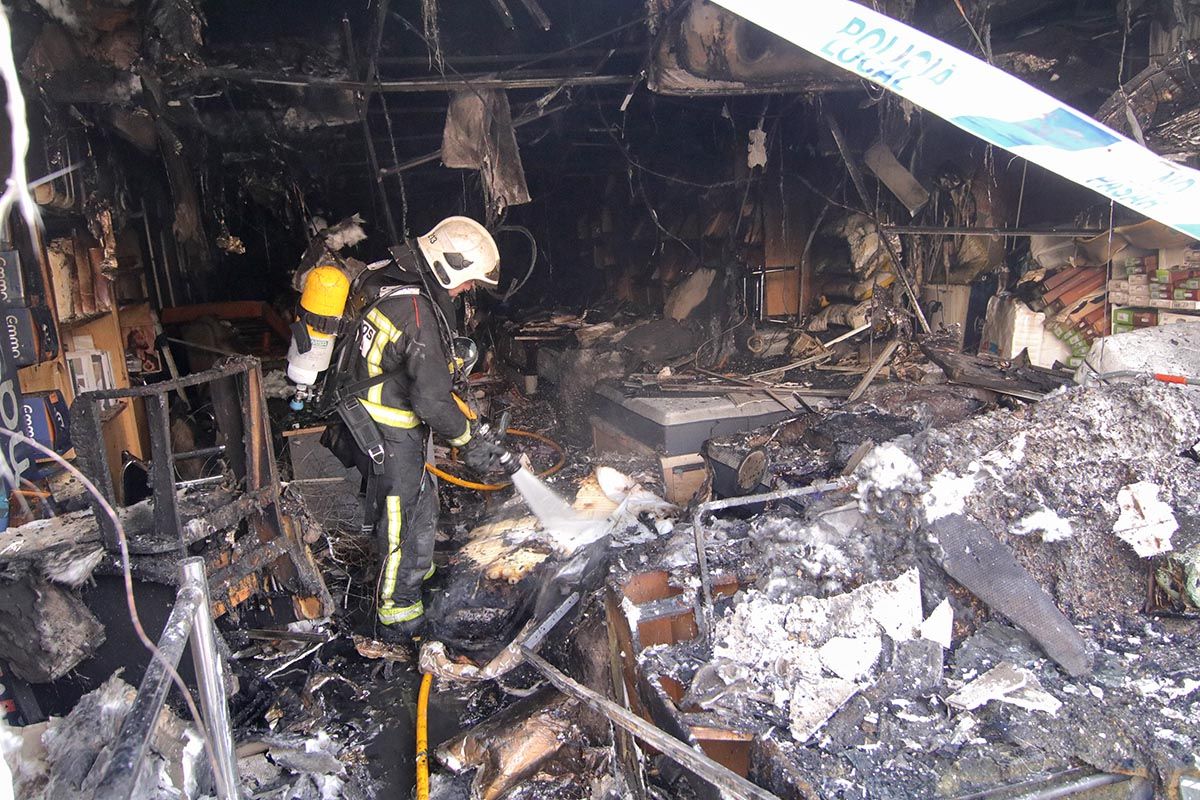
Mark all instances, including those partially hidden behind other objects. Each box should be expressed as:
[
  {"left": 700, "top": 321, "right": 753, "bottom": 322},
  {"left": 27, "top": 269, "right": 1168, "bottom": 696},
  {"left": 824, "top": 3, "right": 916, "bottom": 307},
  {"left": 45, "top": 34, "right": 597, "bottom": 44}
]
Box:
[{"left": 416, "top": 216, "right": 500, "bottom": 290}]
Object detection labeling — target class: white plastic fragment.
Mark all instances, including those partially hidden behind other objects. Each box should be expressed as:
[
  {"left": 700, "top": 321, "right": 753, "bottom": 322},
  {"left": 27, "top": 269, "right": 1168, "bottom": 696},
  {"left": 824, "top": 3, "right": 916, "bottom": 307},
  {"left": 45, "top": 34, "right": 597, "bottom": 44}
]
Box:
[
  {"left": 919, "top": 599, "right": 954, "bottom": 649},
  {"left": 1113, "top": 481, "right": 1177, "bottom": 557}
]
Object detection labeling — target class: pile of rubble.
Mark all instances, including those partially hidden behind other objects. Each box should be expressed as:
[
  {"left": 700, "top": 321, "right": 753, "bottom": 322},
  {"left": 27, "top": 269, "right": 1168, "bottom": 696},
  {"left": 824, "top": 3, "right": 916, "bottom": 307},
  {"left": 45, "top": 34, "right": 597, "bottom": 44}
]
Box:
[{"left": 630, "top": 377, "right": 1200, "bottom": 798}]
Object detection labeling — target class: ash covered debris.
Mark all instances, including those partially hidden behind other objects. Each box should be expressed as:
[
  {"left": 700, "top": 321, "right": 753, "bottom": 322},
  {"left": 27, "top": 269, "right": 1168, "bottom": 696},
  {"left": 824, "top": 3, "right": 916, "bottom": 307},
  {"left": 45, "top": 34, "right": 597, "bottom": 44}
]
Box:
[
  {"left": 873, "top": 378, "right": 1200, "bottom": 620},
  {"left": 628, "top": 377, "right": 1200, "bottom": 798}
]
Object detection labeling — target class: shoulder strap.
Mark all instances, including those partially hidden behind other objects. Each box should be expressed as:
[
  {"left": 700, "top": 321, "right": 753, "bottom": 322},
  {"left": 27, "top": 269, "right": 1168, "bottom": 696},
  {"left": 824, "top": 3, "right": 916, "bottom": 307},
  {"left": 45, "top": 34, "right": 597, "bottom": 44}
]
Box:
[{"left": 320, "top": 286, "right": 426, "bottom": 406}]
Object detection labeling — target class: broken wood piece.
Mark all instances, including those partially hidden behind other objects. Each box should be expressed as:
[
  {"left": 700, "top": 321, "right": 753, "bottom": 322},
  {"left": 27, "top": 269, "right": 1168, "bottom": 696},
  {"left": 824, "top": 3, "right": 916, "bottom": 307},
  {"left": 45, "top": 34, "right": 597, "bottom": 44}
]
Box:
[
  {"left": 825, "top": 112, "right": 871, "bottom": 209},
  {"left": 244, "top": 628, "right": 332, "bottom": 644},
  {"left": 863, "top": 141, "right": 930, "bottom": 215},
  {"left": 521, "top": 648, "right": 783, "bottom": 800},
  {"left": 748, "top": 351, "right": 832, "bottom": 380},
  {"left": 841, "top": 440, "right": 875, "bottom": 476},
  {"left": 848, "top": 340, "right": 900, "bottom": 402}
]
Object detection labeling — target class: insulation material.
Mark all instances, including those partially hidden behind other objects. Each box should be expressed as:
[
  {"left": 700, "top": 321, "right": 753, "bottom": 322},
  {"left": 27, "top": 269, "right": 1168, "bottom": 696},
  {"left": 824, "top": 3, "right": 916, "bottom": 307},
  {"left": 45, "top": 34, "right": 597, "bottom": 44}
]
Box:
[
  {"left": 16, "top": 673, "right": 196, "bottom": 799},
  {"left": 808, "top": 300, "right": 871, "bottom": 332},
  {"left": 979, "top": 295, "right": 1072, "bottom": 369},
  {"left": 0, "top": 573, "right": 105, "bottom": 683},
  {"left": 442, "top": 89, "right": 531, "bottom": 215},
  {"left": 1077, "top": 323, "right": 1200, "bottom": 383}
]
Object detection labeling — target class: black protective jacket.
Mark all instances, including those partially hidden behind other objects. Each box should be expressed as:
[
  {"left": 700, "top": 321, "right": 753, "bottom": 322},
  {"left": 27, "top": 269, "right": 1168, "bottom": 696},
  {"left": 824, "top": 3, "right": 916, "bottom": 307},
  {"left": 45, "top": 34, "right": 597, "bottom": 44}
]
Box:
[{"left": 344, "top": 255, "right": 472, "bottom": 446}]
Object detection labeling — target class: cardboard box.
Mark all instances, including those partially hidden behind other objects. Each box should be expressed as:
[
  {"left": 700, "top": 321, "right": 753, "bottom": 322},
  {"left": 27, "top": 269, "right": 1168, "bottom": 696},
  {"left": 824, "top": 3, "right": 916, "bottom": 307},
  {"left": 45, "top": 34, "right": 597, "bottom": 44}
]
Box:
[
  {"left": 1174, "top": 288, "right": 1200, "bottom": 301},
  {"left": 0, "top": 250, "right": 28, "bottom": 307},
  {"left": 0, "top": 306, "right": 58, "bottom": 369},
  {"left": 1127, "top": 274, "right": 1150, "bottom": 286},
  {"left": 1111, "top": 322, "right": 1134, "bottom": 334},
  {"left": 18, "top": 390, "right": 71, "bottom": 459},
  {"left": 1108, "top": 292, "right": 1129, "bottom": 305},
  {"left": 1107, "top": 280, "right": 1129, "bottom": 291},
  {"left": 1150, "top": 299, "right": 1173, "bottom": 308},
  {"left": 660, "top": 453, "right": 708, "bottom": 505},
  {"left": 1132, "top": 311, "right": 1158, "bottom": 328},
  {"left": 1158, "top": 311, "right": 1200, "bottom": 325}
]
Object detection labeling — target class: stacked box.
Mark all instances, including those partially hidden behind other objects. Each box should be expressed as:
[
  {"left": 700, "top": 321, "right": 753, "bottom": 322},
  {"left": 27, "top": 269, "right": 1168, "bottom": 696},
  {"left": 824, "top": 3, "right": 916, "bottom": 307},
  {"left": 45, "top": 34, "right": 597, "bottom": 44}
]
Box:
[
  {"left": 1115, "top": 255, "right": 1149, "bottom": 278},
  {"left": 1112, "top": 308, "right": 1158, "bottom": 327},
  {"left": 17, "top": 389, "right": 71, "bottom": 460},
  {"left": 0, "top": 250, "right": 28, "bottom": 307},
  {"left": 0, "top": 306, "right": 59, "bottom": 369},
  {"left": 1159, "top": 311, "right": 1200, "bottom": 325}
]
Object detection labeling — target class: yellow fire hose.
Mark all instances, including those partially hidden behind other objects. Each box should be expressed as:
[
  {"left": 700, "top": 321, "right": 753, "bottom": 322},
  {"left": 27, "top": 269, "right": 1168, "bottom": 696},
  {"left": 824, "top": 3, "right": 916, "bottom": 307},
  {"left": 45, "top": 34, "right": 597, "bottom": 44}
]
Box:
[
  {"left": 425, "top": 428, "right": 567, "bottom": 492},
  {"left": 416, "top": 671, "right": 432, "bottom": 800}
]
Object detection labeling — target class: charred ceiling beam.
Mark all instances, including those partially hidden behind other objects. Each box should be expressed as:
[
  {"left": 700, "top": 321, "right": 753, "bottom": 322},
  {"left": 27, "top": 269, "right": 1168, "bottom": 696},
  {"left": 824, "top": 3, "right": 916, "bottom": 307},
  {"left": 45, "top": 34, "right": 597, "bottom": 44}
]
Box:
[
  {"left": 377, "top": 47, "right": 641, "bottom": 68},
  {"left": 191, "top": 66, "right": 636, "bottom": 93}
]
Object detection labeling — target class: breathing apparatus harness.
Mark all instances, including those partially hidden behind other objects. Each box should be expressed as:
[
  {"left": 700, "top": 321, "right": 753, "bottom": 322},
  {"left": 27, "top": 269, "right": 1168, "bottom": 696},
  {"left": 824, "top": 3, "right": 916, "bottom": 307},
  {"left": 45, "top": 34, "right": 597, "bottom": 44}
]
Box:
[{"left": 314, "top": 241, "right": 474, "bottom": 477}]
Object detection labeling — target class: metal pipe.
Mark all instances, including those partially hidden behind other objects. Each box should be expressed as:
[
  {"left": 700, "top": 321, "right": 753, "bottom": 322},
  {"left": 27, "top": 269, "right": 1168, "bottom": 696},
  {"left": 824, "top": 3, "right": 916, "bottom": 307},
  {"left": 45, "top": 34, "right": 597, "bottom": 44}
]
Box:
[
  {"left": 195, "top": 66, "right": 636, "bottom": 93},
  {"left": 952, "top": 771, "right": 1131, "bottom": 800},
  {"left": 183, "top": 557, "right": 240, "bottom": 800},
  {"left": 93, "top": 581, "right": 203, "bottom": 798},
  {"left": 1016, "top": 773, "right": 1130, "bottom": 800},
  {"left": 174, "top": 445, "right": 226, "bottom": 462},
  {"left": 690, "top": 478, "right": 852, "bottom": 635},
  {"left": 883, "top": 224, "right": 1103, "bottom": 237}
]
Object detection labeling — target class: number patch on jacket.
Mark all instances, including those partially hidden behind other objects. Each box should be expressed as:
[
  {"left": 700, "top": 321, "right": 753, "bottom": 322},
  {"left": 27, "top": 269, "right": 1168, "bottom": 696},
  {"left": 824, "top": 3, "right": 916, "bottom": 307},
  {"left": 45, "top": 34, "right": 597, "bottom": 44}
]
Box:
[{"left": 359, "top": 321, "right": 377, "bottom": 357}]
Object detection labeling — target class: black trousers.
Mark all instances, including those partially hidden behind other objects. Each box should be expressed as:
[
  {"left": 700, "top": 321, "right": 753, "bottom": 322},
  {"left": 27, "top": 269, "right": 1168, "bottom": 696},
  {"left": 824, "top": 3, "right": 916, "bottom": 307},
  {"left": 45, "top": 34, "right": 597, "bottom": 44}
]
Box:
[{"left": 355, "top": 425, "right": 437, "bottom": 626}]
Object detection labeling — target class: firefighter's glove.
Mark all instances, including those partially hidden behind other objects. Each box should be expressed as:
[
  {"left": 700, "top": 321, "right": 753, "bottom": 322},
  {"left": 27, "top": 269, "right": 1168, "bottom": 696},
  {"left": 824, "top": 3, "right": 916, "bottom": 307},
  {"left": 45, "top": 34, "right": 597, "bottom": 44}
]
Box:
[{"left": 460, "top": 433, "right": 506, "bottom": 476}]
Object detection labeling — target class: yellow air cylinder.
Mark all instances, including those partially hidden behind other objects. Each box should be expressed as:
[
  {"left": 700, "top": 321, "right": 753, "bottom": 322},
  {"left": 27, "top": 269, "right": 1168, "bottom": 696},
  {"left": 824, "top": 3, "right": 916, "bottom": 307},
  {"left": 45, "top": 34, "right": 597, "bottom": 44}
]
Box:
[{"left": 287, "top": 265, "right": 351, "bottom": 387}]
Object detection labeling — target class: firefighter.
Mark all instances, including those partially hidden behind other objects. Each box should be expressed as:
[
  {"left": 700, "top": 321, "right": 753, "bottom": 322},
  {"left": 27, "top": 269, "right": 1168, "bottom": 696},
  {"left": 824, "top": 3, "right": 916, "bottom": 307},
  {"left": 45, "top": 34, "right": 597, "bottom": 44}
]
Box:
[{"left": 331, "top": 216, "right": 507, "bottom": 641}]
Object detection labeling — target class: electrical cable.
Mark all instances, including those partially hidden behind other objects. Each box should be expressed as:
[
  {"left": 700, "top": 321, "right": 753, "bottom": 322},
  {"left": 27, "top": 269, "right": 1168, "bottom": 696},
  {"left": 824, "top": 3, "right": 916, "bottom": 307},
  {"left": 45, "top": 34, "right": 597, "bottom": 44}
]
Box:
[
  {"left": 415, "top": 671, "right": 432, "bottom": 800},
  {"left": 490, "top": 225, "right": 538, "bottom": 302},
  {"left": 0, "top": 429, "right": 222, "bottom": 782},
  {"left": 428, "top": 428, "right": 567, "bottom": 491}
]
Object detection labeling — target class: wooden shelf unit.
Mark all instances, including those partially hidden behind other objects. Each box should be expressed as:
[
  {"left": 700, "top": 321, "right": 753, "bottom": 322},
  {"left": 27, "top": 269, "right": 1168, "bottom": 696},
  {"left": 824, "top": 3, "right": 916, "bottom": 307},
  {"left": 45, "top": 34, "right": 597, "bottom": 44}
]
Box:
[{"left": 17, "top": 218, "right": 153, "bottom": 501}]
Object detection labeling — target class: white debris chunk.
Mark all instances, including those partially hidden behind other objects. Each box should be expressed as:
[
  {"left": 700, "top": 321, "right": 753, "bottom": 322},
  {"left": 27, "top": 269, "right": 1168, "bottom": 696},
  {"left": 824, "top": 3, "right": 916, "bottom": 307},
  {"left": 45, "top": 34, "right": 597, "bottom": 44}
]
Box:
[
  {"left": 1002, "top": 684, "right": 1064, "bottom": 715},
  {"left": 1113, "top": 481, "right": 1178, "bottom": 557},
  {"left": 1011, "top": 508, "right": 1074, "bottom": 543},
  {"left": 709, "top": 568, "right": 927, "bottom": 744},
  {"left": 919, "top": 599, "right": 954, "bottom": 649},
  {"left": 923, "top": 468, "right": 977, "bottom": 522},
  {"left": 947, "top": 662, "right": 1061, "bottom": 715},
  {"left": 819, "top": 636, "right": 882, "bottom": 683},
  {"left": 789, "top": 678, "right": 859, "bottom": 743},
  {"left": 855, "top": 443, "right": 921, "bottom": 492},
  {"left": 947, "top": 662, "right": 1028, "bottom": 711}
]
